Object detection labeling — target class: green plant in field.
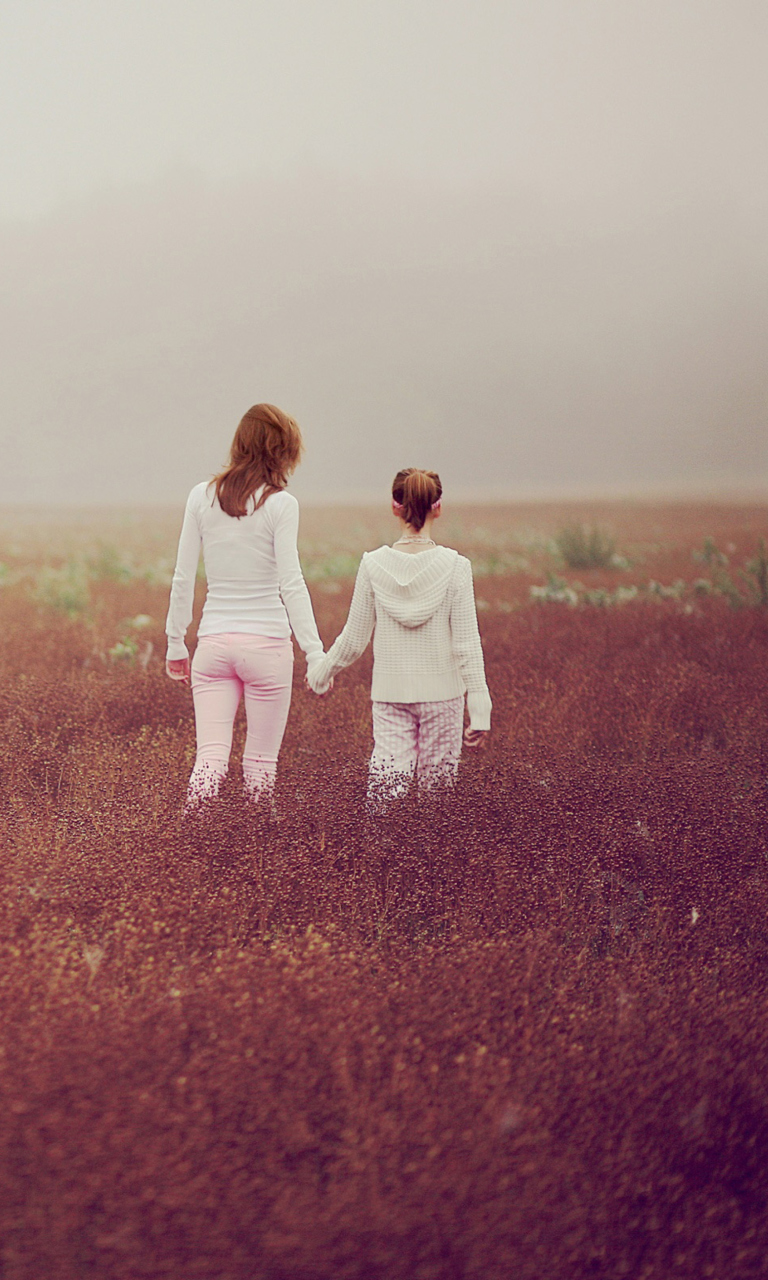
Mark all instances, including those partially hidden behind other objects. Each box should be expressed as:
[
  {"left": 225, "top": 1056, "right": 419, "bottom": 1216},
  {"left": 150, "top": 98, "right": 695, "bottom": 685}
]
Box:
[
  {"left": 303, "top": 553, "right": 363, "bottom": 581},
  {"left": 691, "top": 536, "right": 739, "bottom": 603},
  {"left": 693, "top": 536, "right": 730, "bottom": 568},
  {"left": 108, "top": 615, "right": 155, "bottom": 667},
  {"left": 531, "top": 577, "right": 640, "bottom": 608},
  {"left": 87, "top": 543, "right": 134, "bottom": 583},
  {"left": 647, "top": 579, "right": 686, "bottom": 601},
  {"left": 471, "top": 551, "right": 530, "bottom": 577},
  {"left": 107, "top": 637, "right": 139, "bottom": 662},
  {"left": 582, "top": 584, "right": 639, "bottom": 607},
  {"left": 32, "top": 561, "right": 90, "bottom": 618},
  {"left": 107, "top": 636, "right": 153, "bottom": 668},
  {"left": 741, "top": 539, "right": 768, "bottom": 607},
  {"left": 554, "top": 525, "right": 618, "bottom": 570},
  {"left": 530, "top": 574, "right": 580, "bottom": 606},
  {"left": 130, "top": 557, "right": 174, "bottom": 586},
  {"left": 691, "top": 537, "right": 767, "bottom": 608}
]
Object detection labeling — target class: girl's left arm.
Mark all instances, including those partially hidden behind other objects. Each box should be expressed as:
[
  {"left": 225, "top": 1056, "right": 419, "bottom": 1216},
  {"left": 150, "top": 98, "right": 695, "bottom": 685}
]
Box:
[
  {"left": 165, "top": 489, "right": 202, "bottom": 666},
  {"left": 450, "top": 558, "right": 492, "bottom": 731},
  {"left": 273, "top": 496, "right": 324, "bottom": 668}
]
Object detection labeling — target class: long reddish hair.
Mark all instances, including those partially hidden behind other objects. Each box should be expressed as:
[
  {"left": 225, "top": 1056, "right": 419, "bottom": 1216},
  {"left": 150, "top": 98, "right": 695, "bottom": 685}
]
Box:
[
  {"left": 392, "top": 468, "right": 442, "bottom": 531},
  {"left": 213, "top": 404, "right": 304, "bottom": 518}
]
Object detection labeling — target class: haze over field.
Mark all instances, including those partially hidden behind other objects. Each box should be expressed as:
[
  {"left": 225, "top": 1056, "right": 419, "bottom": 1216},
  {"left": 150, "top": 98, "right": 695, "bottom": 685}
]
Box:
[{"left": 1, "top": 0, "right": 766, "bottom": 503}]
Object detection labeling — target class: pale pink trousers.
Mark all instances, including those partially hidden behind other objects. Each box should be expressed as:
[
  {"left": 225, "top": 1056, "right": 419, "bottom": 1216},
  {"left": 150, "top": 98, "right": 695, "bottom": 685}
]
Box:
[
  {"left": 188, "top": 633, "right": 293, "bottom": 804},
  {"left": 368, "top": 696, "right": 464, "bottom": 802}
]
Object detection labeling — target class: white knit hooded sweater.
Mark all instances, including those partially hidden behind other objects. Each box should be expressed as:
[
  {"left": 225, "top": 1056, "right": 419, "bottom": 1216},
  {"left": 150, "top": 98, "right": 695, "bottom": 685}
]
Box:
[{"left": 307, "top": 545, "right": 492, "bottom": 730}]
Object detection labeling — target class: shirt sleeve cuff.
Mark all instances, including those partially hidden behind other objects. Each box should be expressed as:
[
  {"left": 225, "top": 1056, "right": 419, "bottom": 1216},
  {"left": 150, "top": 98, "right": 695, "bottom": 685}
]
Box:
[
  {"left": 466, "top": 688, "right": 492, "bottom": 731},
  {"left": 166, "top": 638, "right": 190, "bottom": 662},
  {"left": 306, "top": 655, "right": 332, "bottom": 693}
]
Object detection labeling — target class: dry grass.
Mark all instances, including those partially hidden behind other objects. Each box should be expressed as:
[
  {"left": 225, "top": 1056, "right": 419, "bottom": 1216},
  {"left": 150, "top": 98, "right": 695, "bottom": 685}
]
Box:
[{"left": 0, "top": 502, "right": 766, "bottom": 1279}]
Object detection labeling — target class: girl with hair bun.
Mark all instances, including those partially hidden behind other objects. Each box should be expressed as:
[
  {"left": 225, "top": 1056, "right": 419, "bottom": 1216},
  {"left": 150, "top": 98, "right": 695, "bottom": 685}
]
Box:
[
  {"left": 165, "top": 403, "right": 325, "bottom": 805},
  {"left": 307, "top": 468, "right": 491, "bottom": 800}
]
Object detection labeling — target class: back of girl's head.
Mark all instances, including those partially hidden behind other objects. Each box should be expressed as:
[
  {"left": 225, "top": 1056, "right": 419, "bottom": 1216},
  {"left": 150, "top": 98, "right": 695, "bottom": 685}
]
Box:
[
  {"left": 214, "top": 404, "right": 304, "bottom": 517},
  {"left": 391, "top": 468, "right": 443, "bottom": 531}
]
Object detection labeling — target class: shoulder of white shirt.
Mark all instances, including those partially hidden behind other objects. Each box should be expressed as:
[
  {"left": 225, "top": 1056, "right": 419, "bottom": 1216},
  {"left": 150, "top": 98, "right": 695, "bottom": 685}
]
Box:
[
  {"left": 186, "top": 482, "right": 297, "bottom": 513},
  {"left": 188, "top": 480, "right": 212, "bottom": 505}
]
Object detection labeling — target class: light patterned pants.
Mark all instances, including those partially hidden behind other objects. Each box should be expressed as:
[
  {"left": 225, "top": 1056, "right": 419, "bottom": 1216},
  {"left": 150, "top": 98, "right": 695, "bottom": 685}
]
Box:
[
  {"left": 368, "top": 697, "right": 464, "bottom": 802},
  {"left": 188, "top": 633, "right": 293, "bottom": 804}
]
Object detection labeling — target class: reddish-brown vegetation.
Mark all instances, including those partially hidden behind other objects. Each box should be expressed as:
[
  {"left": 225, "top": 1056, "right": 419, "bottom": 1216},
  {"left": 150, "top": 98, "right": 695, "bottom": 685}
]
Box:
[{"left": 0, "top": 503, "right": 766, "bottom": 1279}]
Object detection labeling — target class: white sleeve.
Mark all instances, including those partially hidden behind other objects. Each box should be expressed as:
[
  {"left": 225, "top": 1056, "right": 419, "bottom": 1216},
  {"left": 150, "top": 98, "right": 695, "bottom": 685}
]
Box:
[
  {"left": 165, "top": 489, "right": 202, "bottom": 661},
  {"left": 272, "top": 495, "right": 324, "bottom": 664},
  {"left": 306, "top": 556, "right": 376, "bottom": 693},
  {"left": 450, "top": 558, "right": 492, "bottom": 731}
]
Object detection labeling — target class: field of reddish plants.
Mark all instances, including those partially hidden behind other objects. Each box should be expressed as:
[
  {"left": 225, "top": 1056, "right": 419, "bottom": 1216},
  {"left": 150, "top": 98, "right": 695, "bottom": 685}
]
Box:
[{"left": 0, "top": 500, "right": 767, "bottom": 1280}]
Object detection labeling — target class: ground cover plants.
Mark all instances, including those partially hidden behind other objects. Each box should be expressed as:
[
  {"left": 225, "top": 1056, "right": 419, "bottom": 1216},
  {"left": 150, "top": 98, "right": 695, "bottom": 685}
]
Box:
[{"left": 0, "top": 500, "right": 766, "bottom": 1279}]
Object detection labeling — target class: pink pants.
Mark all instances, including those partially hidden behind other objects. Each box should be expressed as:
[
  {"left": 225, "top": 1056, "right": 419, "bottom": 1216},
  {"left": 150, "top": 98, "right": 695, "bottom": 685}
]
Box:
[
  {"left": 188, "top": 633, "right": 293, "bottom": 803},
  {"left": 369, "top": 697, "right": 464, "bottom": 801}
]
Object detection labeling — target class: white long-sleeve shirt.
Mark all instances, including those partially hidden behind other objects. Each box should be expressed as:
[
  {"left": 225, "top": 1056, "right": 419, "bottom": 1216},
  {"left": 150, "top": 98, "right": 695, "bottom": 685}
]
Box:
[
  {"left": 306, "top": 545, "right": 492, "bottom": 730},
  {"left": 165, "top": 482, "right": 323, "bottom": 665}
]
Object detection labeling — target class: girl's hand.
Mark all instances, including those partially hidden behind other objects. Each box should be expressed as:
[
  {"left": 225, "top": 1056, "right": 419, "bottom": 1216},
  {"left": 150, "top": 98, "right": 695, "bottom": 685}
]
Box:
[
  {"left": 305, "top": 675, "right": 334, "bottom": 696},
  {"left": 463, "top": 727, "right": 488, "bottom": 750},
  {"left": 166, "top": 658, "right": 190, "bottom": 684}
]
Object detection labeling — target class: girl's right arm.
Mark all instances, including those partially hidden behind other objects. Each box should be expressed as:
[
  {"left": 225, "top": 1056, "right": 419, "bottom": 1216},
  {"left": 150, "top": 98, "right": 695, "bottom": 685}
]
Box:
[
  {"left": 165, "top": 489, "right": 202, "bottom": 671},
  {"left": 306, "top": 556, "right": 376, "bottom": 693}
]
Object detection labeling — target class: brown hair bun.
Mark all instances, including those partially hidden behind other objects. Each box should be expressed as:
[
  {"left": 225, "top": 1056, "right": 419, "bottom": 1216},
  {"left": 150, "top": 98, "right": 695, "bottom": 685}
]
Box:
[{"left": 391, "top": 468, "right": 443, "bottom": 532}]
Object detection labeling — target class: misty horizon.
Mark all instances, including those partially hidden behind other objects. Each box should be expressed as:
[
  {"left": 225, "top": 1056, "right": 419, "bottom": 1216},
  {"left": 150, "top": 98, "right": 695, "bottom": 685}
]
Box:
[{"left": 1, "top": 1, "right": 766, "bottom": 504}]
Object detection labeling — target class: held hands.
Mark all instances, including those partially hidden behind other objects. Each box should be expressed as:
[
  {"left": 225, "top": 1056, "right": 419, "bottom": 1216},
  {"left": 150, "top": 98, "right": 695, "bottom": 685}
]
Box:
[
  {"left": 304, "top": 674, "right": 334, "bottom": 696},
  {"left": 463, "top": 727, "right": 488, "bottom": 750},
  {"left": 305, "top": 655, "right": 333, "bottom": 697},
  {"left": 166, "top": 658, "right": 190, "bottom": 685}
]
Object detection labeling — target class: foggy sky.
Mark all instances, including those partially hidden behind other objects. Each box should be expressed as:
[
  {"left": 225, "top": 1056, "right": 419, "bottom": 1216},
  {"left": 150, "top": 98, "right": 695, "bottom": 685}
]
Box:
[{"left": 1, "top": 0, "right": 767, "bottom": 503}]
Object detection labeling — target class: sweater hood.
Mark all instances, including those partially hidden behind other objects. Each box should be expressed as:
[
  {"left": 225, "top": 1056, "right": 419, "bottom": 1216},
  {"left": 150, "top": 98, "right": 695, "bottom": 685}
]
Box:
[{"left": 365, "top": 545, "right": 459, "bottom": 627}]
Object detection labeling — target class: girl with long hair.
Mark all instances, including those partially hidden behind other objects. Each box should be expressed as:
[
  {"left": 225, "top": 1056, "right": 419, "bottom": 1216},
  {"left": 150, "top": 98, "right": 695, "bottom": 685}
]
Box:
[
  {"left": 307, "top": 468, "right": 491, "bottom": 800},
  {"left": 165, "top": 404, "right": 324, "bottom": 805}
]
